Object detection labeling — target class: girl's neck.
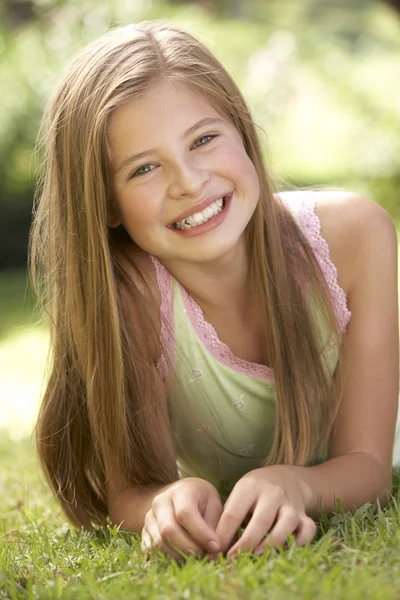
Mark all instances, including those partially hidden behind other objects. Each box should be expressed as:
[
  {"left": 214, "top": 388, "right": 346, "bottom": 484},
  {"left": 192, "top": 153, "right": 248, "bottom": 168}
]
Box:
[{"left": 161, "top": 241, "right": 253, "bottom": 320}]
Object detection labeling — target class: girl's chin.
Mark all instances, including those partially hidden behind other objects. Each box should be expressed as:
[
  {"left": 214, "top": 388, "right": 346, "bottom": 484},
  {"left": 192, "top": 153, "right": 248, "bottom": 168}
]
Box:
[{"left": 165, "top": 235, "right": 247, "bottom": 265}]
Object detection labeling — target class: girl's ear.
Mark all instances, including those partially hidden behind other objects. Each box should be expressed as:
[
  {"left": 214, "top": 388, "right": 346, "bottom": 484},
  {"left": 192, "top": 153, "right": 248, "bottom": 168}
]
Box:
[
  {"left": 107, "top": 210, "right": 122, "bottom": 228},
  {"left": 107, "top": 196, "right": 122, "bottom": 228}
]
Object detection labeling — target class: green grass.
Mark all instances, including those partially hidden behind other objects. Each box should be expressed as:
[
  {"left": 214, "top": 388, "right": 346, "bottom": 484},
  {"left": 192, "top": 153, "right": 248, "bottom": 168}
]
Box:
[
  {"left": 0, "top": 270, "right": 48, "bottom": 440},
  {"left": 2, "top": 432, "right": 400, "bottom": 599}
]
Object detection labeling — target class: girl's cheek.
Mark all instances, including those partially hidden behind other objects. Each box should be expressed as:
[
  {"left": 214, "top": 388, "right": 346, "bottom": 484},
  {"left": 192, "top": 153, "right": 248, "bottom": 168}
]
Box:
[
  {"left": 122, "top": 192, "right": 162, "bottom": 231},
  {"left": 220, "top": 145, "right": 256, "bottom": 174}
]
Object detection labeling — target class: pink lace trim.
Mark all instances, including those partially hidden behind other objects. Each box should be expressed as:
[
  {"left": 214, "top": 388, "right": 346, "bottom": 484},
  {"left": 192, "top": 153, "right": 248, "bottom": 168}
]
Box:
[
  {"left": 295, "top": 193, "right": 351, "bottom": 333},
  {"left": 149, "top": 255, "right": 175, "bottom": 381},
  {"left": 151, "top": 191, "right": 351, "bottom": 382},
  {"left": 179, "top": 285, "right": 275, "bottom": 382}
]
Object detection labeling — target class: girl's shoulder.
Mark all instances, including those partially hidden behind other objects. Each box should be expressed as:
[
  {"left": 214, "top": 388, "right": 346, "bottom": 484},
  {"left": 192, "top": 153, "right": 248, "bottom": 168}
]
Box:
[
  {"left": 281, "top": 190, "right": 396, "bottom": 298},
  {"left": 312, "top": 191, "right": 396, "bottom": 298}
]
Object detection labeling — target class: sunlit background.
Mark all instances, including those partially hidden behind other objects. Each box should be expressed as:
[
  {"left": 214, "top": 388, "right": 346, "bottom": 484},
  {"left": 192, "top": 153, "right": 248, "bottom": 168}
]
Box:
[{"left": 1, "top": 0, "right": 399, "bottom": 456}]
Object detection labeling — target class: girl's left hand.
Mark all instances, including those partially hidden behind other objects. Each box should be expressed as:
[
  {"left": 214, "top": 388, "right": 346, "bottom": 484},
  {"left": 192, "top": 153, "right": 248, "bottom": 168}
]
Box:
[{"left": 213, "top": 466, "right": 317, "bottom": 559}]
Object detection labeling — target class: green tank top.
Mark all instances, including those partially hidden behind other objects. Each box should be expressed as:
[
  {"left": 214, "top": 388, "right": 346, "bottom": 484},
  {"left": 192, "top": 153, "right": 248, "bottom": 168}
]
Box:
[{"left": 150, "top": 192, "right": 351, "bottom": 501}]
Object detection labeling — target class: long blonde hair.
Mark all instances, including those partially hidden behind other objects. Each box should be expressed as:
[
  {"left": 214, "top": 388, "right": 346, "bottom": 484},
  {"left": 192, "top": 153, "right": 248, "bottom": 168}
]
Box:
[{"left": 29, "top": 21, "right": 342, "bottom": 528}]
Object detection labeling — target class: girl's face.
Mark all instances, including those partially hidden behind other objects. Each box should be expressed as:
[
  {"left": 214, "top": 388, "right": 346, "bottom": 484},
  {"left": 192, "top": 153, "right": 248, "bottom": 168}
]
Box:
[{"left": 108, "top": 81, "right": 260, "bottom": 264}]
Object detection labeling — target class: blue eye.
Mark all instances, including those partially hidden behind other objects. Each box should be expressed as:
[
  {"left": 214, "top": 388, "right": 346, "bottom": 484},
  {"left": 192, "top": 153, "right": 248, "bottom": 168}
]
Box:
[
  {"left": 132, "top": 164, "right": 155, "bottom": 178},
  {"left": 193, "top": 134, "right": 217, "bottom": 148}
]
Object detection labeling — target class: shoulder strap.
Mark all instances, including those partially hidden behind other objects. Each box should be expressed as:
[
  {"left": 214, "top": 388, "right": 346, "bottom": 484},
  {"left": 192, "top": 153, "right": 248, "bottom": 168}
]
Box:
[{"left": 279, "top": 191, "right": 351, "bottom": 333}]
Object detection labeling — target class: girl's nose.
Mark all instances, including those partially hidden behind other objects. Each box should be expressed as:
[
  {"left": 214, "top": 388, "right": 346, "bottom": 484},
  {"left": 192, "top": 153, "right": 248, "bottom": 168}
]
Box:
[{"left": 167, "top": 158, "right": 209, "bottom": 200}]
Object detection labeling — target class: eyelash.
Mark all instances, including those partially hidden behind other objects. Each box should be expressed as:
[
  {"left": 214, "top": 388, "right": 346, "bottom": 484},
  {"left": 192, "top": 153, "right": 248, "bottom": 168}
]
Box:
[{"left": 130, "top": 134, "right": 218, "bottom": 179}]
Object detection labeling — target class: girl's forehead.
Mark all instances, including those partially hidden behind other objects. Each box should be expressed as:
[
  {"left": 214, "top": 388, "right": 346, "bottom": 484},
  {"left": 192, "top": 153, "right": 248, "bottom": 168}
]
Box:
[
  {"left": 108, "top": 81, "right": 227, "bottom": 154},
  {"left": 111, "top": 81, "right": 222, "bottom": 130}
]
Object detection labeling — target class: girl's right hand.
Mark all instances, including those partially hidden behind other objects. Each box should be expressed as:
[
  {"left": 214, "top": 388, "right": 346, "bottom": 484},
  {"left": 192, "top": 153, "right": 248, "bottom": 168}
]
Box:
[{"left": 141, "top": 477, "right": 223, "bottom": 561}]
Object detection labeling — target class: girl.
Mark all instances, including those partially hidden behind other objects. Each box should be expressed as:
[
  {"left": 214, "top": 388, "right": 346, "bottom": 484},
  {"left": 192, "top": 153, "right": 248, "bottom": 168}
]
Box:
[{"left": 29, "top": 21, "right": 399, "bottom": 562}]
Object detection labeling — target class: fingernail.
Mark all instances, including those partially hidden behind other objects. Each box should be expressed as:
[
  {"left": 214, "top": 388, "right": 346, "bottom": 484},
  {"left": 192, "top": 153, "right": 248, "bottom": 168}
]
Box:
[{"left": 208, "top": 541, "right": 220, "bottom": 553}]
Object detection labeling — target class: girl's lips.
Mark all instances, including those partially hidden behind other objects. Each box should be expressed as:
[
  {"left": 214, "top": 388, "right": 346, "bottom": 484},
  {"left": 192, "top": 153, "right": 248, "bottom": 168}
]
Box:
[{"left": 168, "top": 192, "right": 232, "bottom": 237}]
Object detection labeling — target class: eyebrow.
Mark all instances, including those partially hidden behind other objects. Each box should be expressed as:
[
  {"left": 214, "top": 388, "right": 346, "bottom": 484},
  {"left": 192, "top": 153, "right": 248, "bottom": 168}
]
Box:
[{"left": 114, "top": 116, "right": 224, "bottom": 175}]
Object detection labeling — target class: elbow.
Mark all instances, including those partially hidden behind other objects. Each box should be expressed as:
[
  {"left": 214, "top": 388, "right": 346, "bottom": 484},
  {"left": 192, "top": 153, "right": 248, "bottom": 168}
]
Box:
[
  {"left": 108, "top": 507, "right": 137, "bottom": 533},
  {"left": 368, "top": 454, "right": 393, "bottom": 510},
  {"left": 359, "top": 452, "right": 393, "bottom": 511},
  {"left": 108, "top": 505, "right": 126, "bottom": 530},
  {"left": 108, "top": 498, "right": 137, "bottom": 533},
  {"left": 377, "top": 478, "right": 393, "bottom": 510},
  {"left": 107, "top": 494, "right": 131, "bottom": 533}
]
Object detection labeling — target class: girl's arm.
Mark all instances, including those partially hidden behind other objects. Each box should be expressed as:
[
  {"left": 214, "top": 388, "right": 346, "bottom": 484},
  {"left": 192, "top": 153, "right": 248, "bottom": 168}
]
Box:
[
  {"left": 108, "top": 476, "right": 168, "bottom": 533},
  {"left": 289, "top": 192, "right": 399, "bottom": 518}
]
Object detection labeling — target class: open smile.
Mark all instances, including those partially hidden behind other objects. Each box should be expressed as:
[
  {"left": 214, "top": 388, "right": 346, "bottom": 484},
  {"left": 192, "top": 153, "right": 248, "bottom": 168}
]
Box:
[{"left": 168, "top": 192, "right": 232, "bottom": 237}]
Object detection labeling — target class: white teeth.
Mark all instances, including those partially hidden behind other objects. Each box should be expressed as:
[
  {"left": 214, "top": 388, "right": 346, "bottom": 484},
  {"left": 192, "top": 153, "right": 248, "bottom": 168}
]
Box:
[
  {"left": 203, "top": 206, "right": 214, "bottom": 219},
  {"left": 193, "top": 212, "right": 204, "bottom": 224},
  {"left": 174, "top": 197, "right": 225, "bottom": 230}
]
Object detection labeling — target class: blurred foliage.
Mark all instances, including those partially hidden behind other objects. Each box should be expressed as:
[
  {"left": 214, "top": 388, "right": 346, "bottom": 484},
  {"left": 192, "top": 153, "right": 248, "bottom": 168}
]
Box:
[
  {"left": 0, "top": 269, "right": 38, "bottom": 339},
  {"left": 0, "top": 0, "right": 399, "bottom": 268}
]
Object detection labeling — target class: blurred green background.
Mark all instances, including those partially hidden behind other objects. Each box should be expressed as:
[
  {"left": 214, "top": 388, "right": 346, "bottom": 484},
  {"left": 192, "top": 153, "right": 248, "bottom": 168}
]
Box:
[{"left": 0, "top": 0, "right": 399, "bottom": 444}]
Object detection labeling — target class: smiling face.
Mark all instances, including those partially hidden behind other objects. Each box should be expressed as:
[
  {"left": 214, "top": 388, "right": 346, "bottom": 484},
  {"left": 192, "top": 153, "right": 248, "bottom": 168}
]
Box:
[{"left": 107, "top": 80, "right": 260, "bottom": 265}]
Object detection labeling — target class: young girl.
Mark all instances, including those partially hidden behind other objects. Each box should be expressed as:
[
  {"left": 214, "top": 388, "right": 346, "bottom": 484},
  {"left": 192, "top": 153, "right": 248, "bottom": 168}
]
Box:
[{"left": 30, "top": 21, "right": 399, "bottom": 562}]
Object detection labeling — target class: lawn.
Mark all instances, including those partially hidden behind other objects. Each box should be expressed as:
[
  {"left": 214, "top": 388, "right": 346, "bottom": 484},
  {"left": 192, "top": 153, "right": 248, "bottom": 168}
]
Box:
[
  {"left": 2, "top": 431, "right": 400, "bottom": 599},
  {"left": 1, "top": 270, "right": 400, "bottom": 599}
]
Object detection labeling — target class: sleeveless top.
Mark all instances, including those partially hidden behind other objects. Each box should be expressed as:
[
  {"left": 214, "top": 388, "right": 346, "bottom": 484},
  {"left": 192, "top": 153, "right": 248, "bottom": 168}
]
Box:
[{"left": 150, "top": 191, "right": 351, "bottom": 501}]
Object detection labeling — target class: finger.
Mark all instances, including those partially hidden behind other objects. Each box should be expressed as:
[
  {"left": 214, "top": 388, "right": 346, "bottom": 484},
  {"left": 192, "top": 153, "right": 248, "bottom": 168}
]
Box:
[
  {"left": 226, "top": 501, "right": 279, "bottom": 557},
  {"left": 141, "top": 527, "right": 151, "bottom": 556},
  {"left": 215, "top": 490, "right": 255, "bottom": 554},
  {"left": 144, "top": 510, "right": 198, "bottom": 561},
  {"left": 142, "top": 517, "right": 186, "bottom": 562},
  {"left": 253, "top": 515, "right": 316, "bottom": 556},
  {"left": 203, "top": 495, "right": 224, "bottom": 560},
  {"left": 252, "top": 505, "right": 301, "bottom": 555},
  {"left": 206, "top": 526, "right": 240, "bottom": 562},
  {"left": 264, "top": 505, "right": 300, "bottom": 548},
  {"left": 152, "top": 501, "right": 205, "bottom": 557},
  {"left": 294, "top": 516, "right": 317, "bottom": 547},
  {"left": 173, "top": 495, "right": 221, "bottom": 553},
  {"left": 141, "top": 525, "right": 159, "bottom": 556}
]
